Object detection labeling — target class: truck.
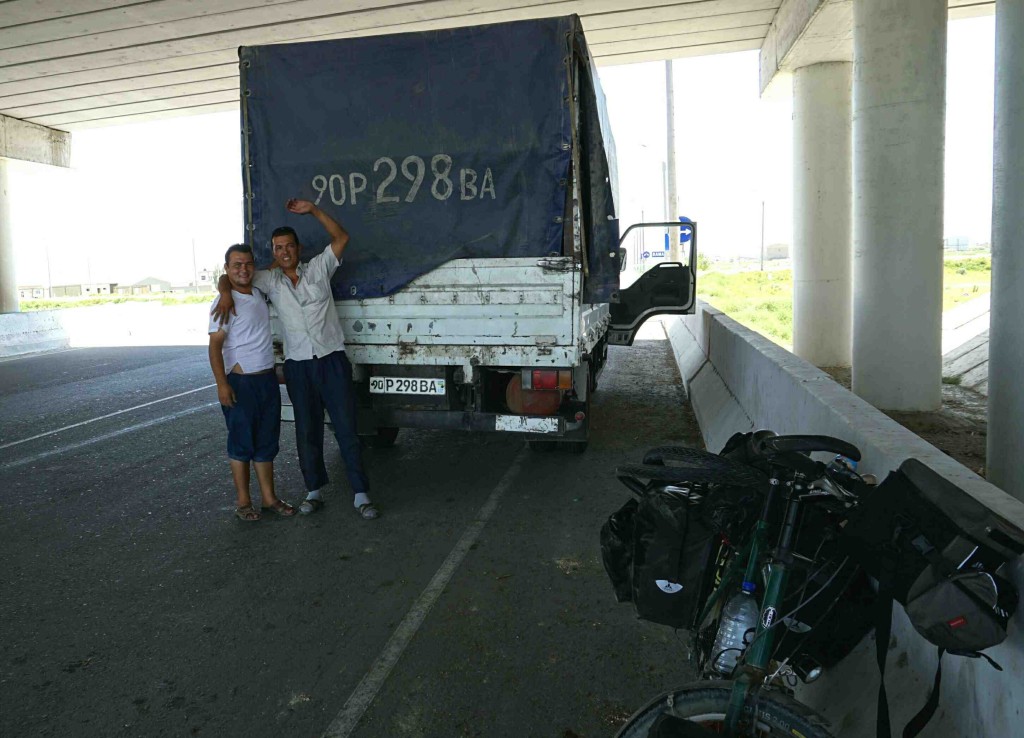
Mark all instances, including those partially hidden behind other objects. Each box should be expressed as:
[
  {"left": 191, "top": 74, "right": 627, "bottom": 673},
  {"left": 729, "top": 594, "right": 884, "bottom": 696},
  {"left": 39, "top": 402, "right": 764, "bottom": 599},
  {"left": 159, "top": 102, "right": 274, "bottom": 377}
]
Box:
[{"left": 238, "top": 15, "right": 696, "bottom": 452}]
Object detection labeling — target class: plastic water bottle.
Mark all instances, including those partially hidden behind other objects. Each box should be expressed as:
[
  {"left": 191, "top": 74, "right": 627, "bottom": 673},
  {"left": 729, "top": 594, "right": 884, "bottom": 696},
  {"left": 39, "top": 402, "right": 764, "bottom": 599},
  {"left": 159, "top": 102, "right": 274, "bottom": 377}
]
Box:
[
  {"left": 711, "top": 582, "right": 759, "bottom": 676},
  {"left": 826, "top": 455, "right": 857, "bottom": 479}
]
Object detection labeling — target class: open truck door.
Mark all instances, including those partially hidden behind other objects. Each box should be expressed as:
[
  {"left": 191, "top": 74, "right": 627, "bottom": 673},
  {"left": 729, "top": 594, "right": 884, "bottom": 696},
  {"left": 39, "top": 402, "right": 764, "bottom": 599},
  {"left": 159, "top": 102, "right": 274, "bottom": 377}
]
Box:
[{"left": 608, "top": 221, "right": 698, "bottom": 346}]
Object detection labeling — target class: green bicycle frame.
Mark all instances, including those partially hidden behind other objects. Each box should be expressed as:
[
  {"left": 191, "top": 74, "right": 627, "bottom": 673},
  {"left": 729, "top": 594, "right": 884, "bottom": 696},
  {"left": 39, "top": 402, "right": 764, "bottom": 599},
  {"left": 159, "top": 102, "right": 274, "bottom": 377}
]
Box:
[{"left": 717, "top": 475, "right": 805, "bottom": 736}]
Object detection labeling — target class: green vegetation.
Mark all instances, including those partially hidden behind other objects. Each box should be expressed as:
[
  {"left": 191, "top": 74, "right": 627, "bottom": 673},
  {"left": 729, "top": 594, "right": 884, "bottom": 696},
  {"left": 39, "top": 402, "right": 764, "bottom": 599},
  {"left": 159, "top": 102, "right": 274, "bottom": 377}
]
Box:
[
  {"left": 21, "top": 294, "right": 212, "bottom": 311},
  {"left": 697, "top": 256, "right": 991, "bottom": 348},
  {"left": 941, "top": 256, "right": 991, "bottom": 311},
  {"left": 698, "top": 269, "right": 794, "bottom": 344}
]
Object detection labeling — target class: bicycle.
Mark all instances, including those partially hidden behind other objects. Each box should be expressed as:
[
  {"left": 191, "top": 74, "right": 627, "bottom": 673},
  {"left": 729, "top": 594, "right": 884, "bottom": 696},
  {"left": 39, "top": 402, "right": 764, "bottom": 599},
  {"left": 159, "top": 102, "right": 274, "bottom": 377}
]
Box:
[{"left": 608, "top": 431, "right": 873, "bottom": 738}]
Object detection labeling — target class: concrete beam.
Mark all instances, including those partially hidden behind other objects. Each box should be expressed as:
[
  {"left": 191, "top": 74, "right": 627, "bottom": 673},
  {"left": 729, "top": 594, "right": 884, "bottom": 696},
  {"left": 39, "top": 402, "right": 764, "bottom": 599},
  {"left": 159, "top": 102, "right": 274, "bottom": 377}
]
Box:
[
  {"left": 760, "top": 0, "right": 851, "bottom": 94},
  {"left": 55, "top": 103, "right": 239, "bottom": 131},
  {"left": 586, "top": 9, "right": 778, "bottom": 44},
  {"left": 2, "top": 77, "right": 238, "bottom": 120},
  {"left": 594, "top": 39, "right": 764, "bottom": 66},
  {"left": 28, "top": 90, "right": 238, "bottom": 128},
  {"left": 760, "top": 0, "right": 995, "bottom": 95},
  {"left": 591, "top": 24, "right": 772, "bottom": 57},
  {"left": 0, "top": 113, "right": 69, "bottom": 167}
]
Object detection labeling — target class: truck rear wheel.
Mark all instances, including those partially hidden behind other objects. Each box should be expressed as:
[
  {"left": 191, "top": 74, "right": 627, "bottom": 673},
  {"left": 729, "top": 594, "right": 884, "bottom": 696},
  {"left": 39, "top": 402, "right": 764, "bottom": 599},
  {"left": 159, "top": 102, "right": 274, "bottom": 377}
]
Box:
[{"left": 361, "top": 426, "right": 399, "bottom": 448}]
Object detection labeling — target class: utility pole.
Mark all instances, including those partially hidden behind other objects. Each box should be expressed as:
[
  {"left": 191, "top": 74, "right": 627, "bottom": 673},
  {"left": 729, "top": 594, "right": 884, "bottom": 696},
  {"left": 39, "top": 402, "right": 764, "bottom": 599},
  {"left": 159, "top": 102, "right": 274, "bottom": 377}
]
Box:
[
  {"left": 191, "top": 238, "right": 199, "bottom": 290},
  {"left": 45, "top": 244, "right": 52, "bottom": 298},
  {"left": 760, "top": 200, "right": 766, "bottom": 271},
  {"left": 665, "top": 60, "right": 680, "bottom": 263}
]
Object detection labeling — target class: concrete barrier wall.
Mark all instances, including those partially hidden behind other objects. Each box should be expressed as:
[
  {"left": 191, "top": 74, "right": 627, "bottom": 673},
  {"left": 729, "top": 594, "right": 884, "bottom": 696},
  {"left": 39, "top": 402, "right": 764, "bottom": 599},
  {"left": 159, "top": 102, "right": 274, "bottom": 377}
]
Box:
[
  {"left": 665, "top": 302, "right": 1024, "bottom": 738},
  {"left": 0, "top": 303, "right": 210, "bottom": 358},
  {"left": 0, "top": 310, "right": 69, "bottom": 357}
]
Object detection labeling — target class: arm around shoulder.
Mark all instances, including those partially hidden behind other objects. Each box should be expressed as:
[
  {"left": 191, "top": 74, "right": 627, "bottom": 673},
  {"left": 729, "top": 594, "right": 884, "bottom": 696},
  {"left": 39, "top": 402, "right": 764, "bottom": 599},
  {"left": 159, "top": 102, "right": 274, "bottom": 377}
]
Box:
[{"left": 211, "top": 275, "right": 235, "bottom": 326}]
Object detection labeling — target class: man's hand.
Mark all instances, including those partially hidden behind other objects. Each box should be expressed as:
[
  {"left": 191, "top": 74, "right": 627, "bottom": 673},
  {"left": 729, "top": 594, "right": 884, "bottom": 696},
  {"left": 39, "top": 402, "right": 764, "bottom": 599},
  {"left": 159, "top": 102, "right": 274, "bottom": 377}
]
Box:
[
  {"left": 286, "top": 198, "right": 315, "bottom": 215},
  {"left": 212, "top": 274, "right": 235, "bottom": 326},
  {"left": 287, "top": 198, "right": 349, "bottom": 259},
  {"left": 216, "top": 381, "right": 236, "bottom": 408}
]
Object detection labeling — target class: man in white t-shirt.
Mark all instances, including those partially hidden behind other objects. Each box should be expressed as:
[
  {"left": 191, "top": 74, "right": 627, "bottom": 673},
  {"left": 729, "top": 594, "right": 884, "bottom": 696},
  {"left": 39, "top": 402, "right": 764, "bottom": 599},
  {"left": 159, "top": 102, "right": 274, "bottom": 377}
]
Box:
[
  {"left": 208, "top": 244, "right": 296, "bottom": 522},
  {"left": 214, "top": 201, "right": 378, "bottom": 521}
]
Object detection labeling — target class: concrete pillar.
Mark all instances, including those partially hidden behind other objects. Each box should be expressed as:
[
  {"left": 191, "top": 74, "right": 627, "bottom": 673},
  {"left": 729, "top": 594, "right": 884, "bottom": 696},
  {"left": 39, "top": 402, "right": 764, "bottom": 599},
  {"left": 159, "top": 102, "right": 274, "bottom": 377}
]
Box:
[
  {"left": 0, "top": 158, "right": 18, "bottom": 314},
  {"left": 851, "top": 0, "right": 946, "bottom": 410},
  {"left": 988, "top": 0, "right": 1024, "bottom": 499},
  {"left": 792, "top": 62, "right": 852, "bottom": 368},
  {"left": 666, "top": 60, "right": 681, "bottom": 263}
]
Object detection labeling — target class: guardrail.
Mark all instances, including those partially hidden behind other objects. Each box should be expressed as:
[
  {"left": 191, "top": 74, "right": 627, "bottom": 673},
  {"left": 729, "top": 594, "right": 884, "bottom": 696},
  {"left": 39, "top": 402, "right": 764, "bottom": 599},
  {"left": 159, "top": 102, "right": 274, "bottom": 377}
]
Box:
[
  {"left": 0, "top": 303, "right": 210, "bottom": 358},
  {"left": 664, "top": 301, "right": 1024, "bottom": 738}
]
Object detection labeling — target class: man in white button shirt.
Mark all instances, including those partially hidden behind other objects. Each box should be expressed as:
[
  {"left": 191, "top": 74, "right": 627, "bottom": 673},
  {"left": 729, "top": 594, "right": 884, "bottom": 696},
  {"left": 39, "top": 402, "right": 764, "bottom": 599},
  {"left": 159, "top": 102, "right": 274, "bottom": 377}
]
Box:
[
  {"left": 209, "top": 244, "right": 297, "bottom": 522},
  {"left": 215, "top": 200, "right": 378, "bottom": 520}
]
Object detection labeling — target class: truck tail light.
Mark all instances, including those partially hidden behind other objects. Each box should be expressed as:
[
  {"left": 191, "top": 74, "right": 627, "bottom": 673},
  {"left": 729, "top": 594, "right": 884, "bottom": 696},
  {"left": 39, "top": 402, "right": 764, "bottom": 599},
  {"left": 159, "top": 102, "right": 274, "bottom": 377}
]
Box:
[{"left": 526, "top": 369, "right": 572, "bottom": 390}]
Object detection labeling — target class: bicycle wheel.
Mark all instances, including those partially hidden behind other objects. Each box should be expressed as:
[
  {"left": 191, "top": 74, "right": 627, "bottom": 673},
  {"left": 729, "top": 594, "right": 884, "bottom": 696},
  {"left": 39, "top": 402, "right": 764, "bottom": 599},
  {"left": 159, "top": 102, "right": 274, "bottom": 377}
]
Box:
[{"left": 615, "top": 681, "right": 834, "bottom": 738}]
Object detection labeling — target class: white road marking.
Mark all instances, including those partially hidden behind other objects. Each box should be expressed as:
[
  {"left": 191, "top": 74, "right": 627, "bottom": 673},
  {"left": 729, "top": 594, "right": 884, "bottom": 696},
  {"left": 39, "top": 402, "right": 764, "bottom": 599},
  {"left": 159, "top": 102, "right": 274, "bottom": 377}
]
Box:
[
  {"left": 1, "top": 403, "right": 216, "bottom": 469},
  {"left": 0, "top": 384, "right": 216, "bottom": 451},
  {"left": 320, "top": 448, "right": 526, "bottom": 738}
]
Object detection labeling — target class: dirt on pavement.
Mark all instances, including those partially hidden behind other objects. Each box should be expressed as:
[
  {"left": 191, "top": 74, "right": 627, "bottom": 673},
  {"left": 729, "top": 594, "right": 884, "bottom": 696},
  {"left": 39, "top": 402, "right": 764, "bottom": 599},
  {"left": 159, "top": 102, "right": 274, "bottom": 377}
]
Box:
[{"left": 822, "top": 367, "right": 988, "bottom": 478}]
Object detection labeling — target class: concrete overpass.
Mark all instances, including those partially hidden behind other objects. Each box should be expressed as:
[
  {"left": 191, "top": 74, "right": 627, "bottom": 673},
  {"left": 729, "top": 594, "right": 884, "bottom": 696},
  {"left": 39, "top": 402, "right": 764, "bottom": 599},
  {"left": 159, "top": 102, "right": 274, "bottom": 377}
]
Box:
[{"left": 2, "top": 1, "right": 1024, "bottom": 737}]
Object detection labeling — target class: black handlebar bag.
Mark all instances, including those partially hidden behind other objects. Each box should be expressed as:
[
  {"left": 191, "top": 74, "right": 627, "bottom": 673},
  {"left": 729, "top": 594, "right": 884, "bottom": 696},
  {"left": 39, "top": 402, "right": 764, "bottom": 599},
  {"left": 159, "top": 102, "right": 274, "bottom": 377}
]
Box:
[
  {"left": 840, "top": 459, "right": 1024, "bottom": 606},
  {"left": 839, "top": 459, "right": 1024, "bottom": 738}
]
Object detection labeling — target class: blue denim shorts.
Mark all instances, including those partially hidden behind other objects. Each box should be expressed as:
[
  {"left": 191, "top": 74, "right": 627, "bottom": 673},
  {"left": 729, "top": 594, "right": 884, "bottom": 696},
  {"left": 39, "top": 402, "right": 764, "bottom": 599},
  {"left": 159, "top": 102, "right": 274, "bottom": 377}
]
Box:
[{"left": 221, "top": 372, "right": 281, "bottom": 463}]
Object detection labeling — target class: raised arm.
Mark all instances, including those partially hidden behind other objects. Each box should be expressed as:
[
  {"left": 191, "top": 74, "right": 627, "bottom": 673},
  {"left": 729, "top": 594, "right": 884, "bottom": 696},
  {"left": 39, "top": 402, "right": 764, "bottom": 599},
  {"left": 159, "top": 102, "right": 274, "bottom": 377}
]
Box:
[{"left": 287, "top": 198, "right": 349, "bottom": 259}]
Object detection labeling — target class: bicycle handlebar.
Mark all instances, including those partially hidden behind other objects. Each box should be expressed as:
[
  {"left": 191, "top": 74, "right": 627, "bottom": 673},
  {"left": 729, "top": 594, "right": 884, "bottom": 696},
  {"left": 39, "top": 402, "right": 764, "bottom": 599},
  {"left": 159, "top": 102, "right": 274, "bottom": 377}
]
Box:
[{"left": 756, "top": 434, "right": 861, "bottom": 462}]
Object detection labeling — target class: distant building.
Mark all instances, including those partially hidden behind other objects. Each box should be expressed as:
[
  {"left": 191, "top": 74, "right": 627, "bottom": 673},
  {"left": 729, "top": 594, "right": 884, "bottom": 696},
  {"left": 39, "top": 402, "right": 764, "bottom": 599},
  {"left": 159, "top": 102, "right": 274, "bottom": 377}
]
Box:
[
  {"left": 50, "top": 285, "right": 82, "bottom": 297},
  {"left": 944, "top": 236, "right": 970, "bottom": 251},
  {"left": 132, "top": 277, "right": 173, "bottom": 293},
  {"left": 18, "top": 285, "right": 48, "bottom": 299},
  {"left": 766, "top": 243, "right": 790, "bottom": 260},
  {"left": 82, "top": 283, "right": 117, "bottom": 296}
]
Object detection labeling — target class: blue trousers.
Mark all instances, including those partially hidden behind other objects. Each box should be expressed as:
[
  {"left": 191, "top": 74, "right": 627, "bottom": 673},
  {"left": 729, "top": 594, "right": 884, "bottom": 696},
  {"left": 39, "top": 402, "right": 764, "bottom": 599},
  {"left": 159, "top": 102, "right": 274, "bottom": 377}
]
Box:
[{"left": 283, "top": 350, "right": 369, "bottom": 496}]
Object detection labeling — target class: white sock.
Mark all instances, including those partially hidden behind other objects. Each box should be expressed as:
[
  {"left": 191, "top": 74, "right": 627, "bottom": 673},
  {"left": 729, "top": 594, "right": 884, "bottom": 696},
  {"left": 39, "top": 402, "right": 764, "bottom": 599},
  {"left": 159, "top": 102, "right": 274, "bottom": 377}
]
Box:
[
  {"left": 353, "top": 492, "right": 371, "bottom": 509},
  {"left": 306, "top": 488, "right": 323, "bottom": 502}
]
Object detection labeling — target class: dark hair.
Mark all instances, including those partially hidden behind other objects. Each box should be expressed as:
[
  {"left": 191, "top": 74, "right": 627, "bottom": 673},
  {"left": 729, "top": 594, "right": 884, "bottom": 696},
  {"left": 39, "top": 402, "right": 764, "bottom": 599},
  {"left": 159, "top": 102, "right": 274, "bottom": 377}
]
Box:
[
  {"left": 271, "top": 226, "right": 299, "bottom": 244},
  {"left": 224, "top": 243, "right": 253, "bottom": 264}
]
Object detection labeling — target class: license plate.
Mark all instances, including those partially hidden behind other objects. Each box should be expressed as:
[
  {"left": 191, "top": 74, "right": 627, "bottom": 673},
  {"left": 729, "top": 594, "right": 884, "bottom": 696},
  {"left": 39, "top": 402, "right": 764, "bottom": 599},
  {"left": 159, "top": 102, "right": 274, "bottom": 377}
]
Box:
[
  {"left": 495, "top": 415, "right": 559, "bottom": 433},
  {"left": 369, "top": 376, "right": 446, "bottom": 395}
]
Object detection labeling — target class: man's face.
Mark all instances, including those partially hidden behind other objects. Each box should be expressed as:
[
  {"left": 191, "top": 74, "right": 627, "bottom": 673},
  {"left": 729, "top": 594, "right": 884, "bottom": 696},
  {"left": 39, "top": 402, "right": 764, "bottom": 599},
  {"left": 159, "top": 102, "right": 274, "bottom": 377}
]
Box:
[
  {"left": 272, "top": 235, "right": 301, "bottom": 269},
  {"left": 226, "top": 250, "right": 255, "bottom": 289}
]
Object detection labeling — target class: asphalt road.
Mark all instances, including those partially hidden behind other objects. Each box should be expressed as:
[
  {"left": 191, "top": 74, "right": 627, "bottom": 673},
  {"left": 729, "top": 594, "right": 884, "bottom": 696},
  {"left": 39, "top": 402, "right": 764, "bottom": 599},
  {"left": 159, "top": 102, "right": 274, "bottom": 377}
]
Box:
[{"left": 0, "top": 334, "right": 703, "bottom": 738}]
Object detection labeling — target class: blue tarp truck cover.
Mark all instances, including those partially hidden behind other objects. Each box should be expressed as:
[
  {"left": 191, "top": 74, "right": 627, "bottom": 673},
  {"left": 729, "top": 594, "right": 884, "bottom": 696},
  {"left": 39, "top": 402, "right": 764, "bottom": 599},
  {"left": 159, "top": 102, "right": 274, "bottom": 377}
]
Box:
[{"left": 239, "top": 15, "right": 619, "bottom": 302}]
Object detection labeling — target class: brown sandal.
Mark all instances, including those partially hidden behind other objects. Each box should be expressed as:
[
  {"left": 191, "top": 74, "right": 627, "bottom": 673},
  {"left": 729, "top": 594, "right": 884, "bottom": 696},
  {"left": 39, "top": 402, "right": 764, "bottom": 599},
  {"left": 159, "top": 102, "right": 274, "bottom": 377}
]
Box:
[
  {"left": 235, "top": 505, "right": 262, "bottom": 522},
  {"left": 263, "top": 499, "right": 297, "bottom": 517}
]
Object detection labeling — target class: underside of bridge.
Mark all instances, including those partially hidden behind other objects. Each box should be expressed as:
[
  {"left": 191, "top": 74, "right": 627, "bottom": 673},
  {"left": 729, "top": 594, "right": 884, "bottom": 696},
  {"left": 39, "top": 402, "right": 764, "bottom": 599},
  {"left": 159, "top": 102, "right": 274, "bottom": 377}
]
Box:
[{"left": 2, "top": 3, "right": 1024, "bottom": 737}]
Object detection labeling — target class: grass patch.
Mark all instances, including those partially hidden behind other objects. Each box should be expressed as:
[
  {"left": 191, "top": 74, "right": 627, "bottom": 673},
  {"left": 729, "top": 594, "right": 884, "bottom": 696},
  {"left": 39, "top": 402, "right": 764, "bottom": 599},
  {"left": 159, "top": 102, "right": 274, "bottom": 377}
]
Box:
[
  {"left": 697, "top": 257, "right": 991, "bottom": 348},
  {"left": 942, "top": 375, "right": 962, "bottom": 386},
  {"left": 21, "top": 294, "right": 212, "bottom": 311}
]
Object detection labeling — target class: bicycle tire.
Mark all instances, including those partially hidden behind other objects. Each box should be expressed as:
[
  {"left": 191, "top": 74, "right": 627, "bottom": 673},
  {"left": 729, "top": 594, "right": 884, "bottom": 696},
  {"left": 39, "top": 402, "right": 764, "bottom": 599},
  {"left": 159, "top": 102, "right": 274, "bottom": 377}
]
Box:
[{"left": 615, "top": 681, "right": 834, "bottom": 738}]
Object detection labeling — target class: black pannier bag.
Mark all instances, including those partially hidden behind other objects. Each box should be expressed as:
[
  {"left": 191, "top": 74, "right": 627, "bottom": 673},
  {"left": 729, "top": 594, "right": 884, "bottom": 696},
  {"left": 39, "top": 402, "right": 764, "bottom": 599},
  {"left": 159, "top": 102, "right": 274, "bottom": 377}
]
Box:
[
  {"left": 601, "top": 445, "right": 766, "bottom": 630},
  {"left": 600, "top": 498, "right": 638, "bottom": 603},
  {"left": 839, "top": 458, "right": 1024, "bottom": 738},
  {"left": 599, "top": 486, "right": 714, "bottom": 627},
  {"left": 629, "top": 488, "right": 715, "bottom": 629}
]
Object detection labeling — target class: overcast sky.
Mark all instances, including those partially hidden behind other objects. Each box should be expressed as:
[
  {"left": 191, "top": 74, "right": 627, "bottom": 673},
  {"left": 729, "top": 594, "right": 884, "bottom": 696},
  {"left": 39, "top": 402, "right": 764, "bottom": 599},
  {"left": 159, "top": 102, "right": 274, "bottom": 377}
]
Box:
[{"left": 10, "top": 15, "right": 996, "bottom": 288}]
